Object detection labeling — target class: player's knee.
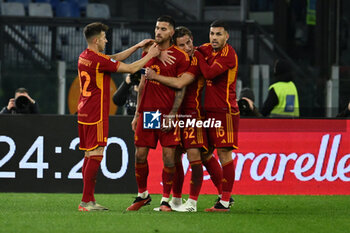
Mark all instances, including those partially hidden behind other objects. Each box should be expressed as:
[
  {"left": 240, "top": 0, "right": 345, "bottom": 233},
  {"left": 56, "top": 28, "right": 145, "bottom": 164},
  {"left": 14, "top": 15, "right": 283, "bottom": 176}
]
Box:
[
  {"left": 217, "top": 147, "right": 232, "bottom": 154},
  {"left": 86, "top": 146, "right": 104, "bottom": 157},
  {"left": 217, "top": 147, "right": 233, "bottom": 163},
  {"left": 161, "top": 147, "right": 175, "bottom": 166},
  {"left": 135, "top": 148, "right": 148, "bottom": 163},
  {"left": 162, "top": 154, "right": 175, "bottom": 167},
  {"left": 187, "top": 148, "right": 201, "bottom": 162}
]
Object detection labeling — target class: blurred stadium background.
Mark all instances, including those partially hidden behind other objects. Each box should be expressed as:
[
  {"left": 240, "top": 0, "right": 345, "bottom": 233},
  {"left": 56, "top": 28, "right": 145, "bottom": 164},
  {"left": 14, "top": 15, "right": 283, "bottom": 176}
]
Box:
[{"left": 0, "top": 0, "right": 349, "bottom": 117}]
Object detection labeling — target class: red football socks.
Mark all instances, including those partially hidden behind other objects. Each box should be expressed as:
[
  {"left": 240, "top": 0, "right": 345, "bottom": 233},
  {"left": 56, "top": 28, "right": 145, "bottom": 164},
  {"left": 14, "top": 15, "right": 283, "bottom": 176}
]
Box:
[
  {"left": 221, "top": 160, "right": 235, "bottom": 202},
  {"left": 135, "top": 161, "right": 149, "bottom": 193},
  {"left": 203, "top": 156, "right": 223, "bottom": 195},
  {"left": 162, "top": 166, "right": 176, "bottom": 198},
  {"left": 82, "top": 155, "right": 102, "bottom": 203},
  {"left": 172, "top": 162, "right": 184, "bottom": 198},
  {"left": 189, "top": 160, "right": 203, "bottom": 201},
  {"left": 82, "top": 156, "right": 89, "bottom": 179}
]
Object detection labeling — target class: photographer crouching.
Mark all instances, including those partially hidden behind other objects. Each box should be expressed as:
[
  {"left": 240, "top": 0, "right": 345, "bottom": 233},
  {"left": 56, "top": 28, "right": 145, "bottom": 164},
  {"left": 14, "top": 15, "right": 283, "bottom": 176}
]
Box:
[
  {"left": 0, "top": 88, "right": 39, "bottom": 114},
  {"left": 238, "top": 87, "right": 261, "bottom": 117}
]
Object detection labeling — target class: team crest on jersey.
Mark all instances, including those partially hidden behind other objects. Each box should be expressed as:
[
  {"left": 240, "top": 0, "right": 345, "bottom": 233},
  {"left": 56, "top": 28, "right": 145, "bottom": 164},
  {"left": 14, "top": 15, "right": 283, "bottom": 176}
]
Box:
[
  {"left": 143, "top": 110, "right": 161, "bottom": 129},
  {"left": 150, "top": 65, "right": 160, "bottom": 74}
]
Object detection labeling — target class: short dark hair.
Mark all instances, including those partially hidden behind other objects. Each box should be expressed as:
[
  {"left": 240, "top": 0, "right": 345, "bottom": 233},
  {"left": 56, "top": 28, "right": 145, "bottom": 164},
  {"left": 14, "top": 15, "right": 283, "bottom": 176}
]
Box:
[
  {"left": 15, "top": 87, "right": 28, "bottom": 94},
  {"left": 173, "top": 26, "right": 193, "bottom": 41},
  {"left": 156, "top": 15, "right": 175, "bottom": 29},
  {"left": 274, "top": 59, "right": 294, "bottom": 82},
  {"left": 83, "top": 22, "right": 109, "bottom": 41},
  {"left": 210, "top": 20, "right": 229, "bottom": 31}
]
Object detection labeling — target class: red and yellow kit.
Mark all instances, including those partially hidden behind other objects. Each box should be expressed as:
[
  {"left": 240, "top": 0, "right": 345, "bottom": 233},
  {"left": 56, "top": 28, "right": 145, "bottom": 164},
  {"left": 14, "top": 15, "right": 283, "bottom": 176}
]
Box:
[
  {"left": 181, "top": 54, "right": 208, "bottom": 150},
  {"left": 206, "top": 112, "right": 239, "bottom": 149},
  {"left": 197, "top": 43, "right": 239, "bottom": 114},
  {"left": 77, "top": 49, "right": 120, "bottom": 150},
  {"left": 197, "top": 43, "right": 239, "bottom": 149},
  {"left": 138, "top": 45, "right": 190, "bottom": 114},
  {"left": 135, "top": 45, "right": 190, "bottom": 148},
  {"left": 183, "top": 54, "right": 206, "bottom": 117}
]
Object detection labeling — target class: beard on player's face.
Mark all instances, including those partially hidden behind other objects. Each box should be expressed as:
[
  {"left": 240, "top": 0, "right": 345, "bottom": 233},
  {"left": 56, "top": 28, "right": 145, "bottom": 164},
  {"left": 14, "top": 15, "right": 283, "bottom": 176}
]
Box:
[
  {"left": 155, "top": 34, "right": 171, "bottom": 44},
  {"left": 154, "top": 22, "right": 173, "bottom": 45},
  {"left": 209, "top": 28, "right": 228, "bottom": 51}
]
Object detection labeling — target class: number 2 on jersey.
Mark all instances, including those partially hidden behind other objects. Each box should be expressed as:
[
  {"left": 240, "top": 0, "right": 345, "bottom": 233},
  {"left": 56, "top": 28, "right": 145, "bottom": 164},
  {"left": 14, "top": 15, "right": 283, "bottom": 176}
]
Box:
[{"left": 78, "top": 70, "right": 91, "bottom": 97}]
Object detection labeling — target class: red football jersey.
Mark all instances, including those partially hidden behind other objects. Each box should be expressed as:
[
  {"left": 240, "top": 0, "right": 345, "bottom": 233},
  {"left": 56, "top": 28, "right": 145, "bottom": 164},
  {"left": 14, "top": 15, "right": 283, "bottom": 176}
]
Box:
[
  {"left": 182, "top": 55, "right": 206, "bottom": 118},
  {"left": 197, "top": 43, "right": 239, "bottom": 114},
  {"left": 138, "top": 45, "right": 190, "bottom": 114},
  {"left": 77, "top": 49, "right": 120, "bottom": 124}
]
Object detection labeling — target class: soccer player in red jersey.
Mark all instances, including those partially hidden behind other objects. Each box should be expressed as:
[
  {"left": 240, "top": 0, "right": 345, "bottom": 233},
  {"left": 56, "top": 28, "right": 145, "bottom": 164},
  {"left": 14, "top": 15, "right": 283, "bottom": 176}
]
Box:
[
  {"left": 146, "top": 26, "right": 226, "bottom": 212},
  {"left": 77, "top": 22, "right": 160, "bottom": 211},
  {"left": 194, "top": 20, "right": 239, "bottom": 212},
  {"left": 126, "top": 16, "right": 190, "bottom": 212}
]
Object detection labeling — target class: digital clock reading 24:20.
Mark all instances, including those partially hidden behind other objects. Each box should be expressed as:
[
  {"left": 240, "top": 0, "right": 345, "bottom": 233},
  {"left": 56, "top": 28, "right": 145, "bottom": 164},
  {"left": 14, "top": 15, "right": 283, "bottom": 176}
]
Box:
[{"left": 0, "top": 115, "right": 137, "bottom": 193}]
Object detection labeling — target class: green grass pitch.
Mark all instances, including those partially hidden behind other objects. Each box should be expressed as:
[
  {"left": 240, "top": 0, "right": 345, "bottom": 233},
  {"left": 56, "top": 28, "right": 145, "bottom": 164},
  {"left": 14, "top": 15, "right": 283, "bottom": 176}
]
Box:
[{"left": 0, "top": 193, "right": 349, "bottom": 233}]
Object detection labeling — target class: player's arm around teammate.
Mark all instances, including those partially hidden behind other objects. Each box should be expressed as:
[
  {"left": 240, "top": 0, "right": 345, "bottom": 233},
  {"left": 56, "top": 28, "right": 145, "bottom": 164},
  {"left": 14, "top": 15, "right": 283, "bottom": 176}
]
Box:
[
  {"left": 146, "top": 67, "right": 194, "bottom": 89},
  {"left": 145, "top": 26, "right": 227, "bottom": 211},
  {"left": 117, "top": 43, "right": 160, "bottom": 74},
  {"left": 109, "top": 39, "right": 154, "bottom": 61}
]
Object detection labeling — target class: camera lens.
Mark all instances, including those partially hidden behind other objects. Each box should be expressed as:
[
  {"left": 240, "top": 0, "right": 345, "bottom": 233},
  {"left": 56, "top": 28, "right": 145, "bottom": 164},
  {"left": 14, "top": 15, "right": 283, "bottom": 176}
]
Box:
[
  {"left": 15, "top": 96, "right": 30, "bottom": 113},
  {"left": 238, "top": 99, "right": 251, "bottom": 116},
  {"left": 130, "top": 70, "right": 141, "bottom": 85}
]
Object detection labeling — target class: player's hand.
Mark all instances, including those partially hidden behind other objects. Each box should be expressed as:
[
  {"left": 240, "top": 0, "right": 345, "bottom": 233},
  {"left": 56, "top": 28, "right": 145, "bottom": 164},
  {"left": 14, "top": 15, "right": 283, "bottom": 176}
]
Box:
[
  {"left": 137, "top": 39, "right": 154, "bottom": 49},
  {"left": 241, "top": 97, "right": 254, "bottom": 110},
  {"left": 147, "top": 43, "right": 161, "bottom": 58},
  {"left": 159, "top": 50, "right": 176, "bottom": 67},
  {"left": 145, "top": 68, "right": 156, "bottom": 80},
  {"left": 125, "top": 74, "right": 132, "bottom": 84},
  {"left": 7, "top": 98, "right": 15, "bottom": 110},
  {"left": 161, "top": 115, "right": 175, "bottom": 132},
  {"left": 131, "top": 115, "right": 139, "bottom": 132},
  {"left": 21, "top": 92, "right": 35, "bottom": 104}
]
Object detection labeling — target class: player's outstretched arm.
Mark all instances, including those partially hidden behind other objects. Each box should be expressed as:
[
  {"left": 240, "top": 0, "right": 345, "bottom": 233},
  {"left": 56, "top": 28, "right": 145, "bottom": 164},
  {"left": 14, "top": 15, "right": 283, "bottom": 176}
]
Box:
[
  {"left": 117, "top": 43, "right": 160, "bottom": 74},
  {"left": 145, "top": 68, "right": 194, "bottom": 89},
  {"left": 109, "top": 39, "right": 154, "bottom": 61}
]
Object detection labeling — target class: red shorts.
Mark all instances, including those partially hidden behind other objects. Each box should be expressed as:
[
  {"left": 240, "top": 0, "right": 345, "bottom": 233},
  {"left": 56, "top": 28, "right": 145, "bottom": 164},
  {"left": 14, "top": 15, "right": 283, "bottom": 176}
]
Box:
[
  {"left": 135, "top": 114, "right": 180, "bottom": 149},
  {"left": 181, "top": 117, "right": 208, "bottom": 151},
  {"left": 78, "top": 120, "right": 108, "bottom": 151},
  {"left": 206, "top": 112, "right": 239, "bottom": 149}
]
